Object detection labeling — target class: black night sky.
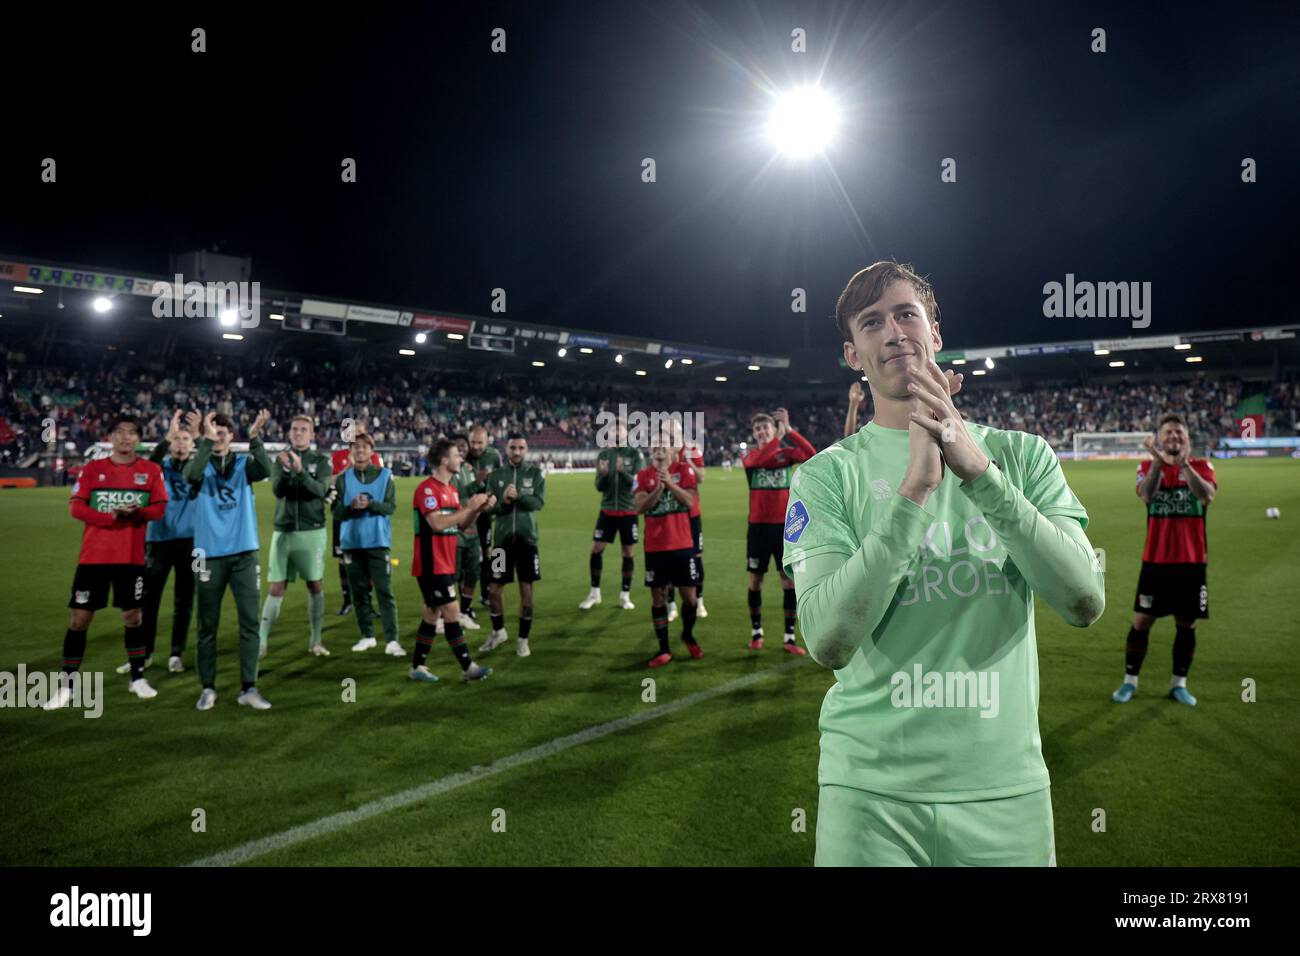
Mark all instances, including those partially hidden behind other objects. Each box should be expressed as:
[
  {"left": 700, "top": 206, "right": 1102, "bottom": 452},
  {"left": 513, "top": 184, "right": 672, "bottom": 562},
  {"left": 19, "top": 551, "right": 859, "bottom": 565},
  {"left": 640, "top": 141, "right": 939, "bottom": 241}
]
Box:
[{"left": 1, "top": 1, "right": 1296, "bottom": 357}]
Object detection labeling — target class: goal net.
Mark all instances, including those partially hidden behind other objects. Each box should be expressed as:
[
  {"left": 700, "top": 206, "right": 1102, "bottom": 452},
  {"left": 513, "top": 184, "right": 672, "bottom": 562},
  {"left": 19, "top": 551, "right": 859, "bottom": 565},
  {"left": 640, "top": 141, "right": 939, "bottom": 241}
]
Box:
[{"left": 1072, "top": 432, "right": 1150, "bottom": 460}]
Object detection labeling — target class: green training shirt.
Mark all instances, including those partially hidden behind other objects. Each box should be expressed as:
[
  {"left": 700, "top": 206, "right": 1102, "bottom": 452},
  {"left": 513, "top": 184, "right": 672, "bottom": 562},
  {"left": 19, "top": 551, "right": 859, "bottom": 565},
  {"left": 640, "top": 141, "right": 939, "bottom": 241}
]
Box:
[
  {"left": 451, "top": 459, "right": 480, "bottom": 544},
  {"left": 594, "top": 447, "right": 645, "bottom": 513},
  {"left": 270, "top": 447, "right": 333, "bottom": 531},
  {"left": 483, "top": 461, "right": 546, "bottom": 546},
  {"left": 783, "top": 420, "right": 1091, "bottom": 803}
]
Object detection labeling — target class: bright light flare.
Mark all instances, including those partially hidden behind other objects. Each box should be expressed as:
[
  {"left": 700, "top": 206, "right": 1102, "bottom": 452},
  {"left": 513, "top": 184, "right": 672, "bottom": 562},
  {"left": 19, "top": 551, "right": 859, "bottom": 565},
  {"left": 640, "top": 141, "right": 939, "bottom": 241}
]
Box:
[{"left": 768, "top": 87, "right": 839, "bottom": 158}]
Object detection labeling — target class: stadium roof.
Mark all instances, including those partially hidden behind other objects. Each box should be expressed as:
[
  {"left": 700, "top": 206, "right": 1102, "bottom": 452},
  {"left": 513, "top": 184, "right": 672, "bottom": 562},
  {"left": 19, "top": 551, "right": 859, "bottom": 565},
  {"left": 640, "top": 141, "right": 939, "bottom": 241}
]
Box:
[
  {"left": 0, "top": 253, "right": 788, "bottom": 376},
  {"left": 4, "top": 251, "right": 1297, "bottom": 390}
]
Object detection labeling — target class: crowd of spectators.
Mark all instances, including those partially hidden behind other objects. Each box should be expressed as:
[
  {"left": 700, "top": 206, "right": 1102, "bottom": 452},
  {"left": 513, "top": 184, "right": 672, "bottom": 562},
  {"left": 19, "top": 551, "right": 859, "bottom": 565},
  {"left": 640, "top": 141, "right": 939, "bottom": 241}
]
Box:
[{"left": 2, "top": 347, "right": 1297, "bottom": 468}]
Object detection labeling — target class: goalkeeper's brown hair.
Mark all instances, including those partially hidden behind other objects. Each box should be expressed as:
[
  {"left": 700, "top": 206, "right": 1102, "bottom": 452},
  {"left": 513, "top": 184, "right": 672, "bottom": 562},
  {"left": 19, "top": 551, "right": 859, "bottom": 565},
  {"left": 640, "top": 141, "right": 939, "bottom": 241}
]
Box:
[{"left": 835, "top": 261, "right": 939, "bottom": 341}]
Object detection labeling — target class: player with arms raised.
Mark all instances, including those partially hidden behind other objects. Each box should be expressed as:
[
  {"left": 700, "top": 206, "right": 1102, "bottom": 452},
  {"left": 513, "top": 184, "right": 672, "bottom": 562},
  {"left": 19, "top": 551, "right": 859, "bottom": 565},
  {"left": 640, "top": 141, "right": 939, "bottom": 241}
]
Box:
[
  {"left": 784, "top": 261, "right": 1105, "bottom": 866},
  {"left": 1111, "top": 414, "right": 1217, "bottom": 707},
  {"left": 742, "top": 407, "right": 815, "bottom": 653},
  {"left": 185, "top": 410, "right": 274, "bottom": 711},
  {"left": 46, "top": 415, "right": 167, "bottom": 709},
  {"left": 138, "top": 409, "right": 198, "bottom": 674},
  {"left": 844, "top": 380, "right": 866, "bottom": 438}
]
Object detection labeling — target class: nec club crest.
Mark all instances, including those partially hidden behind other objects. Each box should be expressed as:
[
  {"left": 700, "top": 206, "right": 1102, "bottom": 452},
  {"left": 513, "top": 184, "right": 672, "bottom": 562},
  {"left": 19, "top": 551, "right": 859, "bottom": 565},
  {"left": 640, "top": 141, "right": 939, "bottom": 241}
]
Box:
[{"left": 133, "top": 473, "right": 149, "bottom": 486}]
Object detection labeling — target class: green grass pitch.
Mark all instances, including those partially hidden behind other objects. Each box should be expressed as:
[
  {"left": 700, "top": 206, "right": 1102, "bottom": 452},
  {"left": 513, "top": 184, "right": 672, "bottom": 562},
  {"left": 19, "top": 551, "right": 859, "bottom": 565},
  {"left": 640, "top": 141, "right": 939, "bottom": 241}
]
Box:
[{"left": 1, "top": 459, "right": 1296, "bottom": 866}]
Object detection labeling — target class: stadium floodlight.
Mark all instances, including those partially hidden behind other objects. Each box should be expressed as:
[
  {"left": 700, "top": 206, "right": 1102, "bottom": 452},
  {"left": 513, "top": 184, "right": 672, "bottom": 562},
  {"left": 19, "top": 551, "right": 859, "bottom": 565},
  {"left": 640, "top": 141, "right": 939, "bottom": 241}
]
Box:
[
  {"left": 1109, "top": 360, "right": 1125, "bottom": 368},
  {"left": 768, "top": 86, "right": 839, "bottom": 158},
  {"left": 398, "top": 348, "right": 415, "bottom": 356},
  {"left": 222, "top": 333, "right": 244, "bottom": 341},
  {"left": 269, "top": 313, "right": 284, "bottom": 321},
  {"left": 615, "top": 353, "right": 624, "bottom": 364},
  {"left": 635, "top": 369, "right": 647, "bottom": 376},
  {"left": 983, "top": 357, "right": 995, "bottom": 370},
  {"left": 972, "top": 369, "right": 986, "bottom": 376},
  {"left": 557, "top": 347, "right": 567, "bottom": 357},
  {"left": 219, "top": 308, "right": 239, "bottom": 327},
  {"left": 681, "top": 358, "right": 693, "bottom": 365},
  {"left": 951, "top": 358, "right": 967, "bottom": 365},
  {"left": 715, "top": 375, "right": 727, "bottom": 382},
  {"left": 579, "top": 347, "right": 594, "bottom": 354},
  {"left": 447, "top": 332, "right": 464, "bottom": 340},
  {"left": 414, "top": 332, "right": 428, "bottom": 344},
  {"left": 1094, "top": 348, "right": 1110, "bottom": 356},
  {"left": 532, "top": 360, "right": 545, "bottom": 367},
  {"left": 13, "top": 286, "right": 43, "bottom": 295},
  {"left": 747, "top": 364, "right": 760, "bottom": 371},
  {"left": 1174, "top": 343, "right": 1191, "bottom": 351},
  {"left": 664, "top": 359, "right": 674, "bottom": 369},
  {"left": 1185, "top": 356, "right": 1203, "bottom": 363},
  {"left": 92, "top": 297, "right": 112, "bottom": 313}
]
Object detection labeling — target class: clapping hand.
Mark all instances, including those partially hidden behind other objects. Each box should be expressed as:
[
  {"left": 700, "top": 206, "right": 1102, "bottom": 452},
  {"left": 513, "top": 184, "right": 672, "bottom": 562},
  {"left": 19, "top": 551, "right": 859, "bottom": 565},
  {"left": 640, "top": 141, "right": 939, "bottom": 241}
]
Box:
[
  {"left": 905, "top": 360, "right": 988, "bottom": 482},
  {"left": 249, "top": 409, "right": 271, "bottom": 439}
]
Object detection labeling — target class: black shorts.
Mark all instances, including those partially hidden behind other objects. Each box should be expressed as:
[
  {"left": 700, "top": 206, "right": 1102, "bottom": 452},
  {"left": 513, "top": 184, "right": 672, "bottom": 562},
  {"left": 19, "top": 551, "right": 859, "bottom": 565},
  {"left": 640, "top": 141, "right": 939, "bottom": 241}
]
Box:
[
  {"left": 487, "top": 540, "right": 541, "bottom": 584},
  {"left": 476, "top": 512, "right": 494, "bottom": 551},
  {"left": 69, "top": 563, "right": 146, "bottom": 611},
  {"left": 689, "top": 515, "right": 703, "bottom": 555},
  {"left": 746, "top": 523, "right": 785, "bottom": 574},
  {"left": 593, "top": 511, "right": 639, "bottom": 547},
  {"left": 418, "top": 573, "right": 459, "bottom": 608},
  {"left": 1133, "top": 562, "right": 1209, "bottom": 619},
  {"left": 644, "top": 549, "right": 701, "bottom": 589}
]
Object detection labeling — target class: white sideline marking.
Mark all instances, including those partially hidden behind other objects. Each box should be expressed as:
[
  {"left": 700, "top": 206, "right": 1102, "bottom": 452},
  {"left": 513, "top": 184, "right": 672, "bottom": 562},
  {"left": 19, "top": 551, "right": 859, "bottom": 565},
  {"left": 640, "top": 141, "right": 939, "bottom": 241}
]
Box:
[{"left": 189, "top": 660, "right": 805, "bottom": 866}]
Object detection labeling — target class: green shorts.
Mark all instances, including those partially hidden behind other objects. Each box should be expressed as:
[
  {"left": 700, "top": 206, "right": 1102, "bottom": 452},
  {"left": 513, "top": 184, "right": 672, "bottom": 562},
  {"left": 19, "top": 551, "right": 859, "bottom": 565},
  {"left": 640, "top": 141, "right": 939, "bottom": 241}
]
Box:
[
  {"left": 457, "top": 535, "right": 481, "bottom": 580},
  {"left": 267, "top": 528, "right": 328, "bottom": 584},
  {"left": 814, "top": 785, "right": 1055, "bottom": 867}
]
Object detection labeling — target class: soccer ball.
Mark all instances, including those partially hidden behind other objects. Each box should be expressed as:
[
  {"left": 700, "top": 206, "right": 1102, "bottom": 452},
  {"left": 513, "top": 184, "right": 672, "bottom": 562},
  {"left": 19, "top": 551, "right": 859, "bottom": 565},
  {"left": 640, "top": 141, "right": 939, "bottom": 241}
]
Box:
[{"left": 1265, "top": 507, "right": 1280, "bottom": 519}]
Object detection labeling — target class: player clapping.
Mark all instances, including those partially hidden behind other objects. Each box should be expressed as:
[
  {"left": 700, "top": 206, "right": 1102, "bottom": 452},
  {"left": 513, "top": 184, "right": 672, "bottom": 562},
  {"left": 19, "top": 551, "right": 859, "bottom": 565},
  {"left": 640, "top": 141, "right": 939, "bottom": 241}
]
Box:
[
  {"left": 409, "top": 439, "right": 497, "bottom": 683},
  {"left": 634, "top": 439, "right": 701, "bottom": 667},
  {"left": 1112, "top": 415, "right": 1218, "bottom": 707},
  {"left": 46, "top": 415, "right": 167, "bottom": 709}
]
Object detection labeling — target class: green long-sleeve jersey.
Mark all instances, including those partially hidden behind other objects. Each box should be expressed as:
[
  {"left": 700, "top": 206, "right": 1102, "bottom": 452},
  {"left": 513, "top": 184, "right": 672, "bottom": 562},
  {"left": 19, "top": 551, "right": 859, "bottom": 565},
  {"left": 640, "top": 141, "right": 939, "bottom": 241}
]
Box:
[
  {"left": 270, "top": 447, "right": 333, "bottom": 531},
  {"left": 467, "top": 446, "right": 502, "bottom": 486},
  {"left": 482, "top": 461, "right": 546, "bottom": 546},
  {"left": 594, "top": 447, "right": 645, "bottom": 513},
  {"left": 784, "top": 420, "right": 1104, "bottom": 803},
  {"left": 451, "top": 459, "right": 481, "bottom": 543}
]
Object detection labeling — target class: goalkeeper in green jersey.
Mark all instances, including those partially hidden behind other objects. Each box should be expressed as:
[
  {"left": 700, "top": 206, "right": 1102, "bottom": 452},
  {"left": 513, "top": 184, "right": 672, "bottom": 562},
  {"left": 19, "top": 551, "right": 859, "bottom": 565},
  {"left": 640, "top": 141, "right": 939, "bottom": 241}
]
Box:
[{"left": 783, "top": 261, "right": 1105, "bottom": 867}]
